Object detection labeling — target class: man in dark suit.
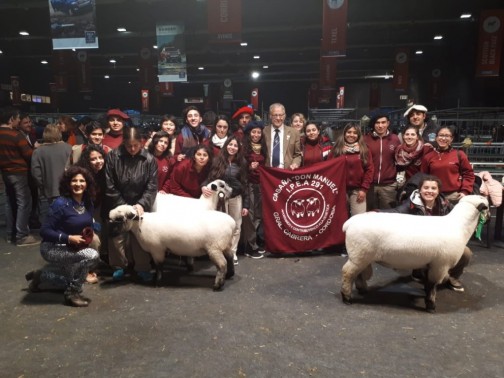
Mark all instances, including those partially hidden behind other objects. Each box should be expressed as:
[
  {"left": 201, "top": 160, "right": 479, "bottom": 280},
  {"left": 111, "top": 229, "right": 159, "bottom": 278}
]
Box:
[{"left": 263, "top": 103, "right": 302, "bottom": 170}]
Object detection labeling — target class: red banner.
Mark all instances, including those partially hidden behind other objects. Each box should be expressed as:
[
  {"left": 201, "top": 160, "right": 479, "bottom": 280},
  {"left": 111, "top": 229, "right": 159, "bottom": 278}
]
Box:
[
  {"left": 475, "top": 10, "right": 504, "bottom": 77},
  {"left": 76, "top": 50, "right": 92, "bottom": 92},
  {"left": 158, "top": 82, "right": 174, "bottom": 96},
  {"left": 10, "top": 76, "right": 21, "bottom": 106},
  {"left": 207, "top": 0, "right": 242, "bottom": 43},
  {"left": 259, "top": 158, "right": 348, "bottom": 253},
  {"left": 52, "top": 50, "right": 71, "bottom": 92},
  {"left": 392, "top": 49, "right": 409, "bottom": 91},
  {"left": 336, "top": 86, "right": 345, "bottom": 108},
  {"left": 369, "top": 82, "right": 381, "bottom": 109},
  {"left": 321, "top": 0, "right": 348, "bottom": 56},
  {"left": 319, "top": 56, "right": 337, "bottom": 90},
  {"left": 141, "top": 89, "right": 149, "bottom": 113},
  {"left": 250, "top": 87, "right": 259, "bottom": 111},
  {"left": 429, "top": 68, "right": 442, "bottom": 100}
]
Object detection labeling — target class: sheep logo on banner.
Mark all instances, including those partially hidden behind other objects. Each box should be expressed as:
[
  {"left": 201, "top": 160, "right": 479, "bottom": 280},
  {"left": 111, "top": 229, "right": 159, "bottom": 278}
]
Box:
[
  {"left": 285, "top": 188, "right": 327, "bottom": 230},
  {"left": 289, "top": 197, "right": 322, "bottom": 219}
]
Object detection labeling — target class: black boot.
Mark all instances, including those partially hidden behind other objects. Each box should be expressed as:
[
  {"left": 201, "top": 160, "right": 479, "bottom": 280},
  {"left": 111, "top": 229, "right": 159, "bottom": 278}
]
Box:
[
  {"left": 25, "top": 270, "right": 42, "bottom": 293},
  {"left": 64, "top": 291, "right": 89, "bottom": 307}
]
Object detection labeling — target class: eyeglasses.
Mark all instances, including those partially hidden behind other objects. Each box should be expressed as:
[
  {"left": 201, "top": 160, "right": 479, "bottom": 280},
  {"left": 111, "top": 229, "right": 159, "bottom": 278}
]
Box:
[
  {"left": 270, "top": 114, "right": 285, "bottom": 118},
  {"left": 437, "top": 134, "right": 452, "bottom": 139}
]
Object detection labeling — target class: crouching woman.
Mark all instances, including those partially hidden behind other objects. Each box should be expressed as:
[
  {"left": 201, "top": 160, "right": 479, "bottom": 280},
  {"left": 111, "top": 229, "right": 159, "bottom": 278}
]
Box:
[
  {"left": 25, "top": 166, "right": 100, "bottom": 307},
  {"left": 380, "top": 174, "right": 472, "bottom": 292}
]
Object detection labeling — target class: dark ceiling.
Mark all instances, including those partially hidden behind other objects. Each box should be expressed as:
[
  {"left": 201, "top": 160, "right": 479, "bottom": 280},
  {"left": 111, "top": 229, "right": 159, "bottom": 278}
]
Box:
[{"left": 0, "top": 0, "right": 503, "bottom": 114}]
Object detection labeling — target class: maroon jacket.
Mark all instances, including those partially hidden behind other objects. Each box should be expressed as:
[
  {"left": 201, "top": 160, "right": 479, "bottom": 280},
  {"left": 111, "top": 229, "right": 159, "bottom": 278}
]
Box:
[
  {"left": 329, "top": 150, "right": 374, "bottom": 192},
  {"left": 169, "top": 158, "right": 209, "bottom": 198},
  {"left": 364, "top": 132, "right": 400, "bottom": 185}
]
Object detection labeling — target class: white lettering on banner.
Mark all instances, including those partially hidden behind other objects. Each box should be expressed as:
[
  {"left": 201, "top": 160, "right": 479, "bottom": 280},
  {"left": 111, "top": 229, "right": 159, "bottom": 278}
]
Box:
[
  {"left": 219, "top": 0, "right": 229, "bottom": 23},
  {"left": 283, "top": 229, "right": 313, "bottom": 241}
]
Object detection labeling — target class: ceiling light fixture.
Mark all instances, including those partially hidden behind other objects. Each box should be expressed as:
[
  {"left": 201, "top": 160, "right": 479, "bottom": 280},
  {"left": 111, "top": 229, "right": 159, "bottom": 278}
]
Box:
[
  {"left": 415, "top": 50, "right": 423, "bottom": 55},
  {"left": 153, "top": 45, "right": 158, "bottom": 49},
  {"left": 240, "top": 42, "right": 248, "bottom": 46},
  {"left": 136, "top": 68, "right": 140, "bottom": 71},
  {"left": 198, "top": 67, "right": 204, "bottom": 70},
  {"left": 19, "top": 31, "right": 29, "bottom": 36},
  {"left": 263, "top": 65, "right": 269, "bottom": 69},
  {"left": 41, "top": 60, "right": 48, "bottom": 64},
  {"left": 434, "top": 35, "right": 443, "bottom": 40},
  {"left": 253, "top": 55, "right": 260, "bottom": 59},
  {"left": 0, "top": 50, "right": 3, "bottom": 54},
  {"left": 460, "top": 13, "right": 471, "bottom": 19},
  {"left": 117, "top": 27, "right": 127, "bottom": 32},
  {"left": 251, "top": 71, "right": 260, "bottom": 79},
  {"left": 104, "top": 75, "right": 110, "bottom": 79},
  {"left": 109, "top": 59, "right": 116, "bottom": 63}
]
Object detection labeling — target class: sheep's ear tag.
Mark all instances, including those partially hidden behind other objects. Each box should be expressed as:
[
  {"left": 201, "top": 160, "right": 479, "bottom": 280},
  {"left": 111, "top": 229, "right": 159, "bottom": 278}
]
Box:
[
  {"left": 211, "top": 183, "right": 217, "bottom": 190},
  {"left": 474, "top": 212, "right": 486, "bottom": 241}
]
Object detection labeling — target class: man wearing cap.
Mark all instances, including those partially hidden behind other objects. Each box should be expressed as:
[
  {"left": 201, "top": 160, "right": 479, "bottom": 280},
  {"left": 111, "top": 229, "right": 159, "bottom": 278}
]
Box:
[
  {"left": 364, "top": 112, "right": 401, "bottom": 210},
  {"left": 231, "top": 105, "right": 254, "bottom": 141},
  {"left": 404, "top": 104, "right": 437, "bottom": 143},
  {"left": 263, "top": 103, "right": 302, "bottom": 170},
  {"left": 102, "top": 109, "right": 130, "bottom": 149}
]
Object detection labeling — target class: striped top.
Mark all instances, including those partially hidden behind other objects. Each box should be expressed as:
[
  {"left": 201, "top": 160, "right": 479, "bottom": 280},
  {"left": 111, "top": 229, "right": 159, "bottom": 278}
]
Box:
[{"left": 0, "top": 126, "right": 33, "bottom": 174}]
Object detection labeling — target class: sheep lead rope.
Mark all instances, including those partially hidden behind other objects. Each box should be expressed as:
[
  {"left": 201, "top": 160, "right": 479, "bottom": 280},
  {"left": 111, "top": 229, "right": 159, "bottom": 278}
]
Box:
[{"left": 474, "top": 211, "right": 486, "bottom": 241}]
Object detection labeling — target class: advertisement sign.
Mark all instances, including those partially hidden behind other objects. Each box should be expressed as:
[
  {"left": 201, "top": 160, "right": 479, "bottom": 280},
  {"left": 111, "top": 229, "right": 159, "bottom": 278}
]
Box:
[
  {"left": 207, "top": 0, "right": 242, "bottom": 43},
  {"left": 157, "top": 23, "right": 187, "bottom": 83},
  {"left": 48, "top": 0, "right": 98, "bottom": 49},
  {"left": 321, "top": 0, "right": 348, "bottom": 57},
  {"left": 475, "top": 10, "right": 504, "bottom": 77},
  {"left": 259, "top": 158, "right": 347, "bottom": 253},
  {"left": 392, "top": 49, "right": 409, "bottom": 91}
]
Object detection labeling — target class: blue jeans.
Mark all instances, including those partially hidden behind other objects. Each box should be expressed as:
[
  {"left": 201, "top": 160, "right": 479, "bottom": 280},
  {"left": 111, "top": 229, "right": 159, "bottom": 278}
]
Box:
[{"left": 2, "top": 173, "right": 32, "bottom": 241}]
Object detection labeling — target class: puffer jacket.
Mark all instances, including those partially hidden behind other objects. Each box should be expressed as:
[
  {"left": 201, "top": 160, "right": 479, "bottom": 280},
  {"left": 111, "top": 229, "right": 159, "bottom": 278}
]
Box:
[
  {"left": 380, "top": 189, "right": 452, "bottom": 216},
  {"left": 104, "top": 146, "right": 158, "bottom": 214}
]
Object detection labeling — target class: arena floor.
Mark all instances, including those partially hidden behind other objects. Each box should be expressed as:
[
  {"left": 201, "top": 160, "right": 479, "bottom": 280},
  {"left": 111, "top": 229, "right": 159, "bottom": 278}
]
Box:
[{"left": 1, "top": 227, "right": 503, "bottom": 378}]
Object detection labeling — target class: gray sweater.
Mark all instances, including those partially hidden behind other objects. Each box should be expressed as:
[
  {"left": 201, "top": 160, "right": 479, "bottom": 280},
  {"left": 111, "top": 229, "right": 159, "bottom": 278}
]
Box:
[{"left": 31, "top": 142, "right": 72, "bottom": 198}]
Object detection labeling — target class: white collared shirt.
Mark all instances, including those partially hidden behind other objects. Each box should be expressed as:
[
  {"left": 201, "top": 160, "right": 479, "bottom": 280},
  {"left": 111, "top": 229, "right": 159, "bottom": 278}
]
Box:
[{"left": 270, "top": 125, "right": 284, "bottom": 168}]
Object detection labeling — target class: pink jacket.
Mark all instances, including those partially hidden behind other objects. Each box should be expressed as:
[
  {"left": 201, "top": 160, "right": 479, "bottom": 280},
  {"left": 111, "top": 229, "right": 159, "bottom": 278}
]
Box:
[{"left": 477, "top": 171, "right": 502, "bottom": 207}]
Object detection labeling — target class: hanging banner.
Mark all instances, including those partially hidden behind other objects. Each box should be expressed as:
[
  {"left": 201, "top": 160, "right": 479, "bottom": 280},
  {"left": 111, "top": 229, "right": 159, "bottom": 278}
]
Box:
[
  {"left": 48, "top": 0, "right": 98, "bottom": 49},
  {"left": 308, "top": 82, "right": 319, "bottom": 109},
  {"left": 429, "top": 68, "right": 442, "bottom": 100},
  {"left": 52, "top": 50, "right": 71, "bottom": 92},
  {"left": 319, "top": 56, "right": 337, "bottom": 90},
  {"left": 392, "top": 49, "right": 409, "bottom": 91},
  {"left": 321, "top": 0, "right": 348, "bottom": 57},
  {"left": 141, "top": 89, "right": 149, "bottom": 113},
  {"left": 10, "top": 76, "right": 21, "bottom": 106},
  {"left": 259, "top": 158, "right": 347, "bottom": 254},
  {"left": 158, "top": 82, "right": 174, "bottom": 97},
  {"left": 369, "top": 82, "right": 381, "bottom": 109},
  {"left": 336, "top": 86, "right": 345, "bottom": 108},
  {"left": 250, "top": 87, "right": 259, "bottom": 111},
  {"left": 475, "top": 10, "right": 504, "bottom": 77},
  {"left": 139, "top": 47, "right": 154, "bottom": 88},
  {"left": 157, "top": 23, "right": 187, "bottom": 83},
  {"left": 207, "top": 0, "right": 242, "bottom": 43},
  {"left": 76, "top": 50, "right": 92, "bottom": 92}
]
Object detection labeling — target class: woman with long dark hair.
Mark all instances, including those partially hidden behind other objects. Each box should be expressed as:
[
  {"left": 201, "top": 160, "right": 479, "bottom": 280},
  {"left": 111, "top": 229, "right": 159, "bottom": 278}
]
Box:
[
  {"left": 148, "top": 130, "right": 175, "bottom": 193},
  {"left": 25, "top": 166, "right": 100, "bottom": 307},
  {"left": 206, "top": 136, "right": 249, "bottom": 265}
]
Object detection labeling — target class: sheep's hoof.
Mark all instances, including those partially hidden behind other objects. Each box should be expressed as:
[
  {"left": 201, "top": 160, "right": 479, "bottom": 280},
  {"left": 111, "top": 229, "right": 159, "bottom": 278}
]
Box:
[
  {"left": 225, "top": 268, "right": 235, "bottom": 279},
  {"left": 425, "top": 301, "right": 436, "bottom": 313},
  {"left": 341, "top": 292, "right": 352, "bottom": 305},
  {"left": 213, "top": 285, "right": 224, "bottom": 292}
]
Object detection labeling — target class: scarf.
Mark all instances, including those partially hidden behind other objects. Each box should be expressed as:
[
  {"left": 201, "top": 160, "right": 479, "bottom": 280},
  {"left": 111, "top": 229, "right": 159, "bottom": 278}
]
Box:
[
  {"left": 212, "top": 134, "right": 228, "bottom": 148},
  {"left": 343, "top": 142, "right": 360, "bottom": 154},
  {"left": 251, "top": 142, "right": 262, "bottom": 154},
  {"left": 181, "top": 124, "right": 208, "bottom": 152},
  {"left": 395, "top": 140, "right": 424, "bottom": 166}
]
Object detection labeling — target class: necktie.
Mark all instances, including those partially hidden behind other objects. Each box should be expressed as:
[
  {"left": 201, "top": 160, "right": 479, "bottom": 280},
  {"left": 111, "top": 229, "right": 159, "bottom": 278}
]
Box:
[{"left": 272, "top": 128, "right": 280, "bottom": 168}]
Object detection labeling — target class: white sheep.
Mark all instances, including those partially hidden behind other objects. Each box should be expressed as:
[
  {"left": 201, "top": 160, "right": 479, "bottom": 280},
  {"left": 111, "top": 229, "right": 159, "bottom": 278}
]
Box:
[
  {"left": 109, "top": 205, "right": 236, "bottom": 291},
  {"left": 340, "top": 195, "right": 490, "bottom": 313},
  {"left": 152, "top": 179, "right": 232, "bottom": 213}
]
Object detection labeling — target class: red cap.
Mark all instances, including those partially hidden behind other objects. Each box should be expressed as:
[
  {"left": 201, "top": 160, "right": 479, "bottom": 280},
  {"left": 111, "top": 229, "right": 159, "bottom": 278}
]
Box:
[
  {"left": 232, "top": 106, "right": 254, "bottom": 120},
  {"left": 107, "top": 108, "right": 130, "bottom": 120}
]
